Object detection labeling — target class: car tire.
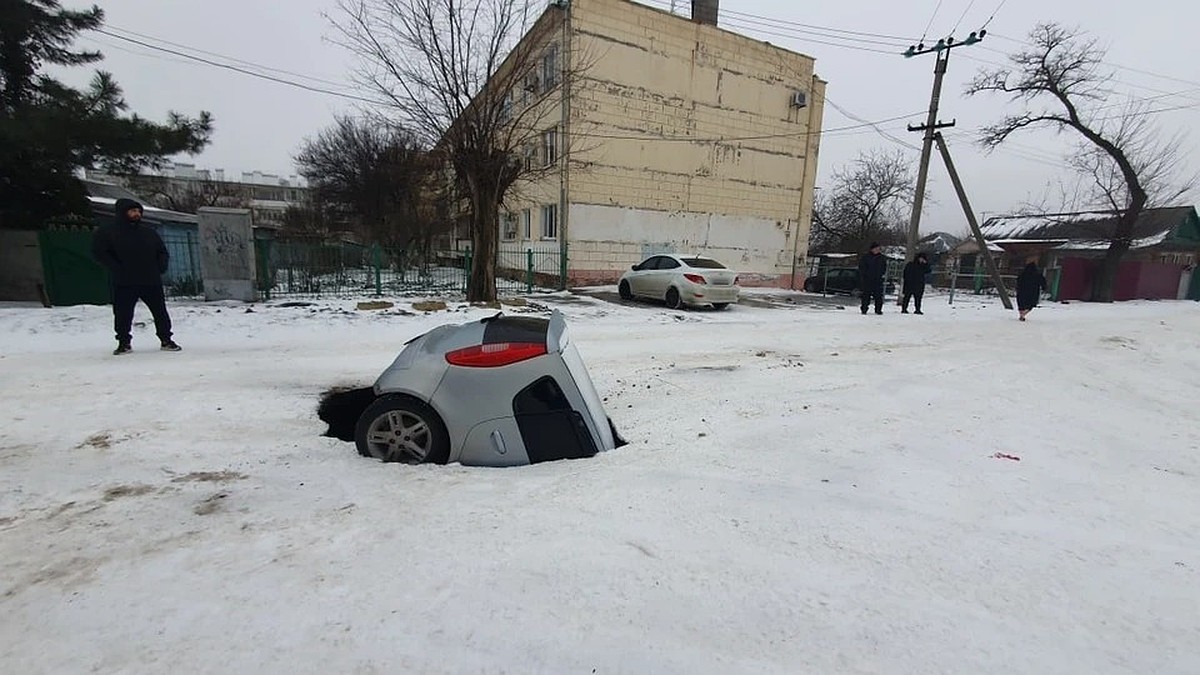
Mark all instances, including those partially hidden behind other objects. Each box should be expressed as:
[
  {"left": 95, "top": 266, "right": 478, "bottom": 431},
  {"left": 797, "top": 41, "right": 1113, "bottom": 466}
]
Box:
[
  {"left": 665, "top": 287, "right": 683, "bottom": 309},
  {"left": 712, "top": 303, "right": 730, "bottom": 310},
  {"left": 618, "top": 280, "right": 633, "bottom": 300},
  {"left": 355, "top": 395, "right": 450, "bottom": 465}
]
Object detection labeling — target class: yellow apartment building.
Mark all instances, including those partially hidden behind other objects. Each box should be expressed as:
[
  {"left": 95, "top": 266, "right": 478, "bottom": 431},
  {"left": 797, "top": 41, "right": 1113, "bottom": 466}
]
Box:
[{"left": 494, "top": 0, "right": 826, "bottom": 287}]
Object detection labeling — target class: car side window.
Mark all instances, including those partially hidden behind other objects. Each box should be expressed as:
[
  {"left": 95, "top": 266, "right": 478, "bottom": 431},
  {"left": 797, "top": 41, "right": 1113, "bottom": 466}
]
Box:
[{"left": 658, "top": 258, "right": 681, "bottom": 270}]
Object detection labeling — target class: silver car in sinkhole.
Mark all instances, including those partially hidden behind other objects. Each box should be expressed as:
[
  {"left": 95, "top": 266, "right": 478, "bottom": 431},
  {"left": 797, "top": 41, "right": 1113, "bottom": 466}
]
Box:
[{"left": 350, "top": 310, "right": 626, "bottom": 467}]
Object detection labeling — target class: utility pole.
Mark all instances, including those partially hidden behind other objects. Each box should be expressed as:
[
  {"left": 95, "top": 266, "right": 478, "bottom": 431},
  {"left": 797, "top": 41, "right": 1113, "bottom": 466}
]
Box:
[
  {"left": 933, "top": 131, "right": 1013, "bottom": 310},
  {"left": 902, "top": 31, "right": 986, "bottom": 261}
]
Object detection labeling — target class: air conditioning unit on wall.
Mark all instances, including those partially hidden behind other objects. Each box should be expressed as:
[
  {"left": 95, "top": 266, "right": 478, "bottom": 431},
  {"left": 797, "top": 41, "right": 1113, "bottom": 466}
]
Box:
[{"left": 790, "top": 90, "right": 808, "bottom": 108}]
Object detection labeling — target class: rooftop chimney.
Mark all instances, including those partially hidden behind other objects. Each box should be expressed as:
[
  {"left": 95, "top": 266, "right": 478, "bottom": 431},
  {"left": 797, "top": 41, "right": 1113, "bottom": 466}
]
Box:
[{"left": 691, "top": 0, "right": 718, "bottom": 26}]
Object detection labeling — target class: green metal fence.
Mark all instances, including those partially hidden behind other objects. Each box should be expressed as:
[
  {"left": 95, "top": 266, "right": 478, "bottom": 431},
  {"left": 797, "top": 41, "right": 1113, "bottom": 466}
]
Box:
[{"left": 154, "top": 234, "right": 565, "bottom": 300}]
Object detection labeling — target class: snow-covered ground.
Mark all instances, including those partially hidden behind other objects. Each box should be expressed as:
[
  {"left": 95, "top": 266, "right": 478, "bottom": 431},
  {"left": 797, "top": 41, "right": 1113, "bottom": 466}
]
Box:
[{"left": 2, "top": 291, "right": 1199, "bottom": 674}]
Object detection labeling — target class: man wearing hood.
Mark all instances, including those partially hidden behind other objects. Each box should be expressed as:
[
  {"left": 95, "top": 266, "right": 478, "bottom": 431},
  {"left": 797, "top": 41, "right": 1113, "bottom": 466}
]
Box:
[
  {"left": 91, "top": 198, "right": 181, "bottom": 355},
  {"left": 858, "top": 242, "right": 887, "bottom": 315}
]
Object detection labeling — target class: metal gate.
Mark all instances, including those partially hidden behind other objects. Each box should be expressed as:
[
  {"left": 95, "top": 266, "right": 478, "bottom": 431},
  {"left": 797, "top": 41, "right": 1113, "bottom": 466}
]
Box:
[{"left": 37, "top": 228, "right": 110, "bottom": 306}]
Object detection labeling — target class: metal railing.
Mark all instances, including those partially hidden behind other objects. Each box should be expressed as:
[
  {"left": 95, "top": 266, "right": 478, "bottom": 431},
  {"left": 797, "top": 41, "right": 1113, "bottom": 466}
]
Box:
[{"left": 158, "top": 232, "right": 566, "bottom": 299}]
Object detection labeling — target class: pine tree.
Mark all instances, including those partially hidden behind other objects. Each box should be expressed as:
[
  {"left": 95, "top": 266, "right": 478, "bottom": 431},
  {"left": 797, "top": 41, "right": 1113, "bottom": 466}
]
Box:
[{"left": 0, "top": 1, "right": 213, "bottom": 228}]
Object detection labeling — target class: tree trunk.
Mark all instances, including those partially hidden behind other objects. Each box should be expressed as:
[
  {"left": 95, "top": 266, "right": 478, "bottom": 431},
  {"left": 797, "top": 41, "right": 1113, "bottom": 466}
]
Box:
[
  {"left": 466, "top": 187, "right": 498, "bottom": 302},
  {"left": 1092, "top": 238, "right": 1131, "bottom": 302},
  {"left": 1090, "top": 209, "right": 1141, "bottom": 303}
]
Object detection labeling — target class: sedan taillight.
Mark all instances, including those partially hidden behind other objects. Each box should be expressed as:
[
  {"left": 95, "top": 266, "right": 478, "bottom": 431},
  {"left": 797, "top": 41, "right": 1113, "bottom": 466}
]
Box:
[
  {"left": 445, "top": 342, "right": 547, "bottom": 367},
  {"left": 683, "top": 273, "right": 707, "bottom": 284}
]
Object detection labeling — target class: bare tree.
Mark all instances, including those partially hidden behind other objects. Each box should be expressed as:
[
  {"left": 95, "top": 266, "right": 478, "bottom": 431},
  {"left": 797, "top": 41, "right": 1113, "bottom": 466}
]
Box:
[
  {"left": 966, "top": 23, "right": 1196, "bottom": 302},
  {"left": 810, "top": 149, "right": 915, "bottom": 254},
  {"left": 330, "top": 0, "right": 575, "bottom": 301},
  {"left": 295, "top": 115, "right": 442, "bottom": 249},
  {"left": 123, "top": 174, "right": 250, "bottom": 213}
]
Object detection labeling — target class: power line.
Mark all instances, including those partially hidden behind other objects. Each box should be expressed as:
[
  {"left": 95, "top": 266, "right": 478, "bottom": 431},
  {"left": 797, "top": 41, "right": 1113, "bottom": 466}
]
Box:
[
  {"left": 90, "top": 24, "right": 926, "bottom": 147},
  {"left": 645, "top": 0, "right": 1199, "bottom": 95},
  {"left": 951, "top": 0, "right": 979, "bottom": 35},
  {"left": 574, "top": 111, "right": 924, "bottom": 143},
  {"left": 93, "top": 28, "right": 389, "bottom": 107},
  {"left": 956, "top": 50, "right": 1200, "bottom": 105},
  {"left": 920, "top": 0, "right": 945, "bottom": 44},
  {"left": 80, "top": 34, "right": 200, "bottom": 69},
  {"left": 980, "top": 0, "right": 1009, "bottom": 30},
  {"left": 987, "top": 31, "right": 1200, "bottom": 90},
  {"left": 716, "top": 17, "right": 904, "bottom": 54},
  {"left": 711, "top": 14, "right": 908, "bottom": 49},
  {"left": 104, "top": 24, "right": 356, "bottom": 92},
  {"left": 824, "top": 97, "right": 920, "bottom": 150},
  {"left": 636, "top": 0, "right": 920, "bottom": 43}
]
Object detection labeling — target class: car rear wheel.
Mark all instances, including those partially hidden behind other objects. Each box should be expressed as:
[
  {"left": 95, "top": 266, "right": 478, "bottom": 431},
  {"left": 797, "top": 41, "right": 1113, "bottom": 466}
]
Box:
[
  {"left": 355, "top": 395, "right": 450, "bottom": 464},
  {"left": 618, "top": 279, "right": 633, "bottom": 300},
  {"left": 665, "top": 287, "right": 683, "bottom": 309},
  {"left": 712, "top": 303, "right": 729, "bottom": 310}
]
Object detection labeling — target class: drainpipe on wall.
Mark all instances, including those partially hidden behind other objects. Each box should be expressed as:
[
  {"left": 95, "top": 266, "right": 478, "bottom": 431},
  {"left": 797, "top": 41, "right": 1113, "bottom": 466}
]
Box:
[
  {"left": 789, "top": 76, "right": 818, "bottom": 290},
  {"left": 558, "top": 0, "right": 572, "bottom": 290}
]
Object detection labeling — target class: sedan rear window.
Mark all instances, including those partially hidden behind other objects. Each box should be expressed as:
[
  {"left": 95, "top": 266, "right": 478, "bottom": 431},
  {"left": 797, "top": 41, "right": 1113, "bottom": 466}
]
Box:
[{"left": 681, "top": 257, "right": 726, "bottom": 269}]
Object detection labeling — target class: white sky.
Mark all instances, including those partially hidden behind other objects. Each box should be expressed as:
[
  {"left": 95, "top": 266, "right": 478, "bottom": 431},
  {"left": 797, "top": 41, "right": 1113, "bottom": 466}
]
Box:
[{"left": 59, "top": 0, "right": 1200, "bottom": 234}]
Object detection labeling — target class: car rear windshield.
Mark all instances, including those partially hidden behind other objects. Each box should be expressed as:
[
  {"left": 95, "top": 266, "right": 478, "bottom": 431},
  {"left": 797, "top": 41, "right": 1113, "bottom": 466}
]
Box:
[
  {"left": 681, "top": 257, "right": 726, "bottom": 269},
  {"left": 482, "top": 316, "right": 548, "bottom": 345}
]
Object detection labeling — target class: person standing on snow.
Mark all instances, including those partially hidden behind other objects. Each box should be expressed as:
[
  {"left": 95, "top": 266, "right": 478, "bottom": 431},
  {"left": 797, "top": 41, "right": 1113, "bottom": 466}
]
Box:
[
  {"left": 1016, "top": 259, "right": 1048, "bottom": 321},
  {"left": 901, "top": 252, "right": 932, "bottom": 314},
  {"left": 858, "top": 242, "right": 887, "bottom": 315},
  {"left": 91, "top": 198, "right": 181, "bottom": 355}
]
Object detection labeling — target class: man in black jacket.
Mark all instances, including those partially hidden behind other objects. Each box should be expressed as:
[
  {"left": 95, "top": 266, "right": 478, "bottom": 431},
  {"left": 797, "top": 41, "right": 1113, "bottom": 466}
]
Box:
[
  {"left": 858, "top": 242, "right": 887, "bottom": 315},
  {"left": 91, "top": 198, "right": 181, "bottom": 355},
  {"left": 901, "top": 252, "right": 932, "bottom": 315}
]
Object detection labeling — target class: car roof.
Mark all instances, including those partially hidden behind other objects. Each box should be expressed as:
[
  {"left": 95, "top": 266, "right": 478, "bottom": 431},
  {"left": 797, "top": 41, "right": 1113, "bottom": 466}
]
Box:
[{"left": 660, "top": 254, "right": 721, "bottom": 262}]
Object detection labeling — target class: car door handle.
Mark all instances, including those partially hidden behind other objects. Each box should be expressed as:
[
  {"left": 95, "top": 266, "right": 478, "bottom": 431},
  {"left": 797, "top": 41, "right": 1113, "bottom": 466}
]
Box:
[{"left": 490, "top": 429, "right": 508, "bottom": 455}]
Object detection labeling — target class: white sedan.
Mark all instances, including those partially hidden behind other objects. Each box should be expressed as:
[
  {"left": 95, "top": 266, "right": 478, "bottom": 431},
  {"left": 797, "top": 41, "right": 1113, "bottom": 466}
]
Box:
[{"left": 618, "top": 254, "right": 740, "bottom": 309}]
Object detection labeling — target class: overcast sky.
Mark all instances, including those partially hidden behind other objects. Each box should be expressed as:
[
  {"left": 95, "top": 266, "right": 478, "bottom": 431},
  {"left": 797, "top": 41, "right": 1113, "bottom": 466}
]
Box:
[{"left": 59, "top": 0, "right": 1199, "bottom": 234}]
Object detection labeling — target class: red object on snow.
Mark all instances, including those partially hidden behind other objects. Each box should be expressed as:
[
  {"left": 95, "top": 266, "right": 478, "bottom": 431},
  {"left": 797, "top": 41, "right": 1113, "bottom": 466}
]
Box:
[{"left": 992, "top": 452, "right": 1021, "bottom": 461}]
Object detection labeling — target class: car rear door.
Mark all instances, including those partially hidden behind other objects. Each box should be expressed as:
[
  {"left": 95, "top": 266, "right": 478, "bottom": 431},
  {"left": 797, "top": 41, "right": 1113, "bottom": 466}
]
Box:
[{"left": 651, "top": 257, "right": 681, "bottom": 298}]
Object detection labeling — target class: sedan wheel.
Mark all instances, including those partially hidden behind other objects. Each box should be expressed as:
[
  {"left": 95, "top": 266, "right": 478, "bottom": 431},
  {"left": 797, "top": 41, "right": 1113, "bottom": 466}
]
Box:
[
  {"left": 618, "top": 279, "right": 633, "bottom": 300},
  {"left": 355, "top": 396, "right": 450, "bottom": 464},
  {"left": 666, "top": 287, "right": 683, "bottom": 309}
]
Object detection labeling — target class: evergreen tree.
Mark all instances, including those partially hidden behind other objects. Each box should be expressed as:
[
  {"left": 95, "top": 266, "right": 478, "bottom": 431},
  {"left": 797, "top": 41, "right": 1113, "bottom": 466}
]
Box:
[{"left": 0, "top": 1, "right": 212, "bottom": 228}]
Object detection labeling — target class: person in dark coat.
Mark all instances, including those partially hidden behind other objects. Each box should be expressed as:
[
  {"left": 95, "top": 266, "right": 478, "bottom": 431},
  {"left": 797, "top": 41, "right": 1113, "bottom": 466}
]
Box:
[
  {"left": 1016, "top": 260, "right": 1048, "bottom": 321},
  {"left": 858, "top": 242, "right": 887, "bottom": 315},
  {"left": 91, "top": 198, "right": 181, "bottom": 354},
  {"left": 901, "top": 252, "right": 932, "bottom": 315}
]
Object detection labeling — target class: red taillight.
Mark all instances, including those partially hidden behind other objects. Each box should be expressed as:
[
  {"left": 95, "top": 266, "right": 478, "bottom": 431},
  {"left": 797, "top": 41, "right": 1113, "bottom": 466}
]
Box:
[
  {"left": 445, "top": 342, "right": 547, "bottom": 367},
  {"left": 684, "top": 273, "right": 707, "bottom": 284}
]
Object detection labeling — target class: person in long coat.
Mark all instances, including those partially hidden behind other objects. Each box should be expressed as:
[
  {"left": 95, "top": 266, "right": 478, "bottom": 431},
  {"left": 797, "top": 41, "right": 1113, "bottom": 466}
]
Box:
[
  {"left": 901, "top": 252, "right": 932, "bottom": 314},
  {"left": 1016, "top": 260, "right": 1048, "bottom": 321}
]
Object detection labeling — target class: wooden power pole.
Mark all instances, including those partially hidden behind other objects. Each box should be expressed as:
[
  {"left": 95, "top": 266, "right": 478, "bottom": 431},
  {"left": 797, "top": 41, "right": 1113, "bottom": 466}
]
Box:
[
  {"left": 933, "top": 132, "right": 1012, "bottom": 309},
  {"left": 902, "top": 32, "right": 987, "bottom": 261}
]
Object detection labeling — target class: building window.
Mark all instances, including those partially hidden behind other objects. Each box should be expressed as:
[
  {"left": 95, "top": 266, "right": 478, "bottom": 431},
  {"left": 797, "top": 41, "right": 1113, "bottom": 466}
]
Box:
[
  {"left": 522, "top": 73, "right": 538, "bottom": 103},
  {"left": 524, "top": 143, "right": 538, "bottom": 171},
  {"left": 499, "top": 92, "right": 513, "bottom": 123},
  {"left": 542, "top": 43, "right": 559, "bottom": 90},
  {"left": 522, "top": 209, "right": 532, "bottom": 239},
  {"left": 501, "top": 212, "right": 518, "bottom": 241},
  {"left": 543, "top": 127, "right": 558, "bottom": 166},
  {"left": 541, "top": 204, "right": 558, "bottom": 240}
]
